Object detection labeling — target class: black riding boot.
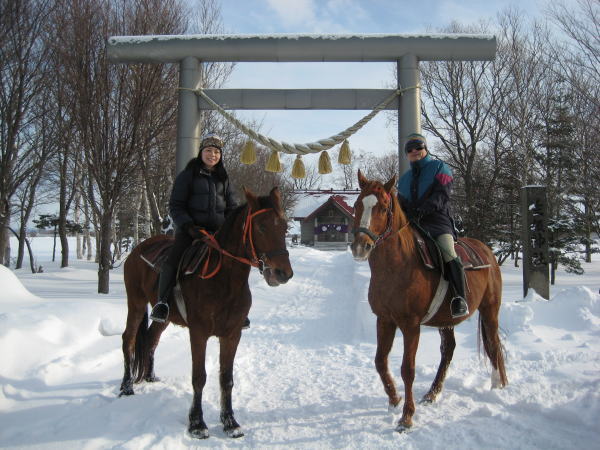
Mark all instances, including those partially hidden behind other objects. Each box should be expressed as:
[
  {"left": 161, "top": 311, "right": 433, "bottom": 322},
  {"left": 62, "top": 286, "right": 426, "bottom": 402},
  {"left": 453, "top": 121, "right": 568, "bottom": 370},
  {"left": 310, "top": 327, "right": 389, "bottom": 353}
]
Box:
[
  {"left": 446, "top": 257, "right": 469, "bottom": 318},
  {"left": 150, "top": 263, "right": 176, "bottom": 323}
]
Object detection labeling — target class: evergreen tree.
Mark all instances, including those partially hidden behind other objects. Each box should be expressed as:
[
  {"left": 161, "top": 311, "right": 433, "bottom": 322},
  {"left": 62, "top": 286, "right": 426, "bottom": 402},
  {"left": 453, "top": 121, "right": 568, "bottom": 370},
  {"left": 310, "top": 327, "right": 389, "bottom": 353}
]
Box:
[{"left": 537, "top": 88, "right": 582, "bottom": 282}]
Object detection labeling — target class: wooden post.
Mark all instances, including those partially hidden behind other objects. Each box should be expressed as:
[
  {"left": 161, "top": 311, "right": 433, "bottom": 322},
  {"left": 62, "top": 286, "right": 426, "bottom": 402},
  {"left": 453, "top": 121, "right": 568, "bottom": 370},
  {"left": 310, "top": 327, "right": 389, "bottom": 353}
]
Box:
[{"left": 520, "top": 186, "right": 550, "bottom": 299}]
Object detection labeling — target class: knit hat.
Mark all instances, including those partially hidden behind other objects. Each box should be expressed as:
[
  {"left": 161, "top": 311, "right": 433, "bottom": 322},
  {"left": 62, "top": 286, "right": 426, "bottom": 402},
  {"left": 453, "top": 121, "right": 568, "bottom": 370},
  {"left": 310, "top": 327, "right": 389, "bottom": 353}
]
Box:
[
  {"left": 199, "top": 133, "right": 224, "bottom": 151},
  {"left": 404, "top": 133, "right": 427, "bottom": 153}
]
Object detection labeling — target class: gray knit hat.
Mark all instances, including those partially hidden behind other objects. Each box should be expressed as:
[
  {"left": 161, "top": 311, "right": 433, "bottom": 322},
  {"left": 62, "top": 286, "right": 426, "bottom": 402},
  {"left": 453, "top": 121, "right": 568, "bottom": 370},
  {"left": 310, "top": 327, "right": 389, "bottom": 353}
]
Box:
[
  {"left": 199, "top": 133, "right": 224, "bottom": 151},
  {"left": 404, "top": 133, "right": 427, "bottom": 152}
]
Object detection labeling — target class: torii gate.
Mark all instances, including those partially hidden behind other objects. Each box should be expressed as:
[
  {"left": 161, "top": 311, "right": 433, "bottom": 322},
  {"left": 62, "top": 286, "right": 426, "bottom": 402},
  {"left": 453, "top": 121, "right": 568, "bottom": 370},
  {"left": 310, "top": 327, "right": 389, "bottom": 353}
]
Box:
[{"left": 107, "top": 33, "right": 496, "bottom": 176}]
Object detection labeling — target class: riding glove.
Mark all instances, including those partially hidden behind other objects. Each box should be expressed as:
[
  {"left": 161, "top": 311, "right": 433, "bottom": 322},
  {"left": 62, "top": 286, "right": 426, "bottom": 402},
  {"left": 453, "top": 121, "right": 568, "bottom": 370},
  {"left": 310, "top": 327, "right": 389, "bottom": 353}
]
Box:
[{"left": 185, "top": 224, "right": 205, "bottom": 240}]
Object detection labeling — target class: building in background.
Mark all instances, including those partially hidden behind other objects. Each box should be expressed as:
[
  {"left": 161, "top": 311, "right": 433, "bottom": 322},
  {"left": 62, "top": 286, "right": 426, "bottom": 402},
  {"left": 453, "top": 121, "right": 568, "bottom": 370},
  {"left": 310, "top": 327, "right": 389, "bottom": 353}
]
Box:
[{"left": 290, "top": 190, "right": 360, "bottom": 250}]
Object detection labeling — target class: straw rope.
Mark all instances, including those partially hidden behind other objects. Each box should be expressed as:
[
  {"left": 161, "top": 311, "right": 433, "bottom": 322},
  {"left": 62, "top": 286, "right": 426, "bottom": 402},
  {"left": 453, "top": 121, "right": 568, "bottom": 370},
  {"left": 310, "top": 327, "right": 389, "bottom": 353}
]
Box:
[{"left": 179, "top": 86, "right": 418, "bottom": 155}]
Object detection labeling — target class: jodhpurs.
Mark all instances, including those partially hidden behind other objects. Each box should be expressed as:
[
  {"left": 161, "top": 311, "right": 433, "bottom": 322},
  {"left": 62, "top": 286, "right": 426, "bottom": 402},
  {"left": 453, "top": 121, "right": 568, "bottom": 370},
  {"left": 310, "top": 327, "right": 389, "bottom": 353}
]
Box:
[{"left": 436, "top": 233, "right": 457, "bottom": 263}]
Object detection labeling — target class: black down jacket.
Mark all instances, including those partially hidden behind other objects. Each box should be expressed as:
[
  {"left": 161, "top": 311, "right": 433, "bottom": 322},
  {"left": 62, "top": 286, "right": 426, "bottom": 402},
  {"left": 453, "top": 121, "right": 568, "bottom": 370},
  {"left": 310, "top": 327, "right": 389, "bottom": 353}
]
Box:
[{"left": 168, "top": 159, "right": 237, "bottom": 233}]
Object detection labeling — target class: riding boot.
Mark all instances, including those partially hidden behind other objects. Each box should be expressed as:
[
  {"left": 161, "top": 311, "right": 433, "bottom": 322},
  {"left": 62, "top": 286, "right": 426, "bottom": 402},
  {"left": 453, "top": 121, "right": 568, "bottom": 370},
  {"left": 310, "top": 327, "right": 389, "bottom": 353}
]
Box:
[
  {"left": 446, "top": 257, "right": 469, "bottom": 318},
  {"left": 150, "top": 263, "right": 176, "bottom": 323},
  {"left": 242, "top": 317, "right": 250, "bottom": 329}
]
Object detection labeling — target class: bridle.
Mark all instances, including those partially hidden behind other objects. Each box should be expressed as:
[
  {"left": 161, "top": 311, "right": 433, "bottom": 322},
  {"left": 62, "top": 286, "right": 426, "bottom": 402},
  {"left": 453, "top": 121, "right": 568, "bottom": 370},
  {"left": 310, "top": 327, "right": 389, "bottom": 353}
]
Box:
[
  {"left": 198, "top": 206, "right": 289, "bottom": 279},
  {"left": 354, "top": 192, "right": 399, "bottom": 248}
]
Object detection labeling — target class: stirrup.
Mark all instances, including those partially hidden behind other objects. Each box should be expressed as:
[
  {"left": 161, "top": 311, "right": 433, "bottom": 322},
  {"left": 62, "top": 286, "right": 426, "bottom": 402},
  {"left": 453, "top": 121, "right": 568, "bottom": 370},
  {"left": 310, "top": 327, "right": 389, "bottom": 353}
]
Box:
[
  {"left": 150, "top": 302, "right": 169, "bottom": 323},
  {"left": 450, "top": 296, "right": 469, "bottom": 318}
]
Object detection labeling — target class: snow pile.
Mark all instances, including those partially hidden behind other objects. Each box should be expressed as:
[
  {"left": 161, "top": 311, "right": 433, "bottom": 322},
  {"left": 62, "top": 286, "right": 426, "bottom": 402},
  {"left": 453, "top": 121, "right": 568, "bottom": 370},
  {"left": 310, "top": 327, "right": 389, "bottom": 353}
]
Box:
[
  {"left": 0, "top": 263, "right": 40, "bottom": 303},
  {"left": 0, "top": 237, "right": 599, "bottom": 448}
]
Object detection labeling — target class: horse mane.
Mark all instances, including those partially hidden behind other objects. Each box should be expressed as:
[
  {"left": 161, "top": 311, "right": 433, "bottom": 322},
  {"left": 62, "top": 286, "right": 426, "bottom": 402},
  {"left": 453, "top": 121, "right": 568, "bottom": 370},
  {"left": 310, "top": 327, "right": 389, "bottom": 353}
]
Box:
[
  {"left": 389, "top": 187, "right": 415, "bottom": 255},
  {"left": 215, "top": 194, "right": 279, "bottom": 244}
]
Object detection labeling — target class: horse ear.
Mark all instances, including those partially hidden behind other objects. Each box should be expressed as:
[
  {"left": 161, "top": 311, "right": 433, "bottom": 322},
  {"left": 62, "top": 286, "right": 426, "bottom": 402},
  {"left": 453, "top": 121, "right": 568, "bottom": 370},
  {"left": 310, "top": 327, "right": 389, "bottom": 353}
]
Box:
[
  {"left": 270, "top": 186, "right": 282, "bottom": 210},
  {"left": 357, "top": 169, "right": 368, "bottom": 189},
  {"left": 243, "top": 185, "right": 259, "bottom": 209},
  {"left": 384, "top": 175, "right": 397, "bottom": 193}
]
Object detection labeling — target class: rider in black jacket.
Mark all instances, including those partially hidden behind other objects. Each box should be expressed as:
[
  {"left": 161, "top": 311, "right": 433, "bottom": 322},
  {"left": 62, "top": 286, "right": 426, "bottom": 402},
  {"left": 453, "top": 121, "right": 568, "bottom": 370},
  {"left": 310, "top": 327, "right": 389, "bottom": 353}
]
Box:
[{"left": 150, "top": 133, "right": 238, "bottom": 323}]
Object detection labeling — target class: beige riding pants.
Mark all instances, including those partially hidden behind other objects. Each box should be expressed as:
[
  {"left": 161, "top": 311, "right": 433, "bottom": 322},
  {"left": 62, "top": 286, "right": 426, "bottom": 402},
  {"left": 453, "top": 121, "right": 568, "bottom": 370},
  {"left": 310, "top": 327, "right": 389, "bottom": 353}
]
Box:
[{"left": 436, "top": 233, "right": 457, "bottom": 263}]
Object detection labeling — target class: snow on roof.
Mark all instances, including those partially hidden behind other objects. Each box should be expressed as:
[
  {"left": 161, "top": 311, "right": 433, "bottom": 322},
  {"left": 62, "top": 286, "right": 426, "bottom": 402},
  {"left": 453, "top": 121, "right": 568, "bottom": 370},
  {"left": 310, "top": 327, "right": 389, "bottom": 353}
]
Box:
[{"left": 292, "top": 190, "right": 360, "bottom": 219}]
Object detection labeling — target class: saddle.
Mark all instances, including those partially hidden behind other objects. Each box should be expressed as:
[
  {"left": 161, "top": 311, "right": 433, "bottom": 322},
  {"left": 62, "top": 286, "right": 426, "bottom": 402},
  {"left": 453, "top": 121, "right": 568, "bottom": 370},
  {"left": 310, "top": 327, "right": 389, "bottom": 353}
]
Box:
[
  {"left": 139, "top": 238, "right": 209, "bottom": 276},
  {"left": 413, "top": 229, "right": 490, "bottom": 271}
]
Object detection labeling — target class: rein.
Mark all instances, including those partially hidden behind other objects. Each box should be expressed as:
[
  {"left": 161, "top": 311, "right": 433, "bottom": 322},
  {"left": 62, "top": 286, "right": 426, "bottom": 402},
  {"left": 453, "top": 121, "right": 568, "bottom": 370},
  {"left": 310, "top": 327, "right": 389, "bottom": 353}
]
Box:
[{"left": 197, "top": 206, "right": 288, "bottom": 279}]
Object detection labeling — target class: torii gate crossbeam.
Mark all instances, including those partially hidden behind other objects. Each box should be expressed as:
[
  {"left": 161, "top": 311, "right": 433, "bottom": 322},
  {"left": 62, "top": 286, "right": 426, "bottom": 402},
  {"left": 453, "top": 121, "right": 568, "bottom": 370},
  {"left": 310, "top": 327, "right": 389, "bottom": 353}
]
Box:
[{"left": 107, "top": 33, "right": 496, "bottom": 175}]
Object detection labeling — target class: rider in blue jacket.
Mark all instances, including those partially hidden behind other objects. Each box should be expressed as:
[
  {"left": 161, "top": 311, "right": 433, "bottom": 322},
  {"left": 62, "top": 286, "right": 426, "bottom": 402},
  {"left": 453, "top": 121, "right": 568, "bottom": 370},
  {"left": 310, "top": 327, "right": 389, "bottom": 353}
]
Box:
[{"left": 397, "top": 133, "right": 468, "bottom": 318}]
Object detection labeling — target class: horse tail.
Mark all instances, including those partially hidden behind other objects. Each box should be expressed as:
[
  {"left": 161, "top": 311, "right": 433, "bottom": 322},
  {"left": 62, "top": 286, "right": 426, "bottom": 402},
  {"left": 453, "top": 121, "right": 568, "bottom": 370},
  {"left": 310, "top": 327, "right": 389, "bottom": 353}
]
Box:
[
  {"left": 131, "top": 309, "right": 150, "bottom": 383},
  {"left": 478, "top": 313, "right": 508, "bottom": 387}
]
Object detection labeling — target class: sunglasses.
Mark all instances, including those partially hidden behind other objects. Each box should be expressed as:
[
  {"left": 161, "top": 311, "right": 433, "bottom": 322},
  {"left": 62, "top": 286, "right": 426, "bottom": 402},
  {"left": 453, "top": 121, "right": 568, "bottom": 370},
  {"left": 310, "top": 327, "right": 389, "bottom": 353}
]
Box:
[{"left": 406, "top": 146, "right": 425, "bottom": 153}]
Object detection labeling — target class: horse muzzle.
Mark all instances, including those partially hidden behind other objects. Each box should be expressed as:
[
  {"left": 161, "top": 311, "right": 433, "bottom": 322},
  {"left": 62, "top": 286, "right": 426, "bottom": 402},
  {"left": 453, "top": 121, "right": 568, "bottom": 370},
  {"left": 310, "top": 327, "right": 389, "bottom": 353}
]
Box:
[
  {"left": 262, "top": 266, "right": 293, "bottom": 286},
  {"left": 351, "top": 234, "right": 374, "bottom": 261},
  {"left": 259, "top": 250, "right": 293, "bottom": 286}
]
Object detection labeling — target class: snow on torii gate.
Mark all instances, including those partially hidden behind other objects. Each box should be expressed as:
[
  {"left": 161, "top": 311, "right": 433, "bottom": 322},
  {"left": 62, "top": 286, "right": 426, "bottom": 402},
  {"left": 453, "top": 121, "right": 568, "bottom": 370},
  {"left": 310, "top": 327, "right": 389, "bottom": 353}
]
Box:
[{"left": 107, "top": 33, "right": 496, "bottom": 176}]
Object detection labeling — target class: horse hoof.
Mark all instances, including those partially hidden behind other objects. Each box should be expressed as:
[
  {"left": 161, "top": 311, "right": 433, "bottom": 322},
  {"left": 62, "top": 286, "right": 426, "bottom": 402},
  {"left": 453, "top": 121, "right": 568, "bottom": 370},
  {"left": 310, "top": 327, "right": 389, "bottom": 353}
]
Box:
[
  {"left": 118, "top": 387, "right": 134, "bottom": 397},
  {"left": 388, "top": 402, "right": 401, "bottom": 413},
  {"left": 420, "top": 394, "right": 436, "bottom": 404},
  {"left": 395, "top": 422, "right": 412, "bottom": 433},
  {"left": 225, "top": 427, "right": 244, "bottom": 438},
  {"left": 144, "top": 375, "right": 160, "bottom": 383},
  {"left": 188, "top": 427, "right": 209, "bottom": 439}
]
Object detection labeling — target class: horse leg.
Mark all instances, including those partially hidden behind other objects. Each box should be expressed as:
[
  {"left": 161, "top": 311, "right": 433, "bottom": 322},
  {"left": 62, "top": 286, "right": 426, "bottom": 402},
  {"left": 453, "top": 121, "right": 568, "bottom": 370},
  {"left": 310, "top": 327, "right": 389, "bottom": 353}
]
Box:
[
  {"left": 188, "top": 327, "right": 209, "bottom": 439},
  {"left": 421, "top": 327, "right": 456, "bottom": 403},
  {"left": 396, "top": 323, "right": 420, "bottom": 432},
  {"left": 374, "top": 317, "right": 401, "bottom": 410},
  {"left": 119, "top": 301, "right": 147, "bottom": 396},
  {"left": 219, "top": 331, "right": 244, "bottom": 438},
  {"left": 143, "top": 320, "right": 169, "bottom": 382},
  {"left": 479, "top": 303, "right": 508, "bottom": 388}
]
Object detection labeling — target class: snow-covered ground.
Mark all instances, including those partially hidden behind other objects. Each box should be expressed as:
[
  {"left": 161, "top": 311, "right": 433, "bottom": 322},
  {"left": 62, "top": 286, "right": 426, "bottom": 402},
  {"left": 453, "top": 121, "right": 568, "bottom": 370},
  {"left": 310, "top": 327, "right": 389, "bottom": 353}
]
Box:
[{"left": 1, "top": 237, "right": 599, "bottom": 449}]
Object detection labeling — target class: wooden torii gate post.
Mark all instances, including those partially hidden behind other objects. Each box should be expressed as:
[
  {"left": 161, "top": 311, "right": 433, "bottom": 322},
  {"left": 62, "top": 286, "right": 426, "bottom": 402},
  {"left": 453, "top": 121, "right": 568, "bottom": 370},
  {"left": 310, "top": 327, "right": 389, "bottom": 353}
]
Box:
[{"left": 107, "top": 33, "right": 496, "bottom": 176}]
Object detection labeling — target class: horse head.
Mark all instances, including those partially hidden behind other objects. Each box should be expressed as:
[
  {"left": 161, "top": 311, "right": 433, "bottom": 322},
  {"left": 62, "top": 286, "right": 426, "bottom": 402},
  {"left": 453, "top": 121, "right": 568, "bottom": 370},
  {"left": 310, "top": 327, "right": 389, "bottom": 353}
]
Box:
[
  {"left": 244, "top": 186, "right": 294, "bottom": 286},
  {"left": 351, "top": 169, "right": 398, "bottom": 261}
]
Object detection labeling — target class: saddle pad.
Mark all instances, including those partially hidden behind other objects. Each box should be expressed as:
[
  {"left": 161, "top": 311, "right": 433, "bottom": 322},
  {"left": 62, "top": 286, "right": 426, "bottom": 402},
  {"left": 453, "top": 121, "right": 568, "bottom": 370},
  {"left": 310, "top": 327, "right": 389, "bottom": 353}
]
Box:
[
  {"left": 180, "top": 242, "right": 209, "bottom": 275},
  {"left": 455, "top": 240, "right": 490, "bottom": 270},
  {"left": 415, "top": 233, "right": 437, "bottom": 269},
  {"left": 139, "top": 239, "right": 174, "bottom": 273},
  {"left": 139, "top": 238, "right": 209, "bottom": 276},
  {"left": 414, "top": 230, "right": 490, "bottom": 271}
]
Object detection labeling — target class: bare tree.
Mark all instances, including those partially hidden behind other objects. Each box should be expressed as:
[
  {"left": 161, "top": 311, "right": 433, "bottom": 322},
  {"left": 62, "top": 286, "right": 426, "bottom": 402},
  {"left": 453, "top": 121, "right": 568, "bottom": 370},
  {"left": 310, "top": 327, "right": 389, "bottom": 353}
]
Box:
[
  {"left": 362, "top": 151, "right": 398, "bottom": 184},
  {"left": 53, "top": 0, "right": 188, "bottom": 292},
  {"left": 546, "top": 0, "right": 600, "bottom": 110},
  {"left": 420, "top": 21, "right": 508, "bottom": 242},
  {"left": 546, "top": 0, "right": 600, "bottom": 263},
  {"left": 0, "top": 0, "right": 53, "bottom": 265}
]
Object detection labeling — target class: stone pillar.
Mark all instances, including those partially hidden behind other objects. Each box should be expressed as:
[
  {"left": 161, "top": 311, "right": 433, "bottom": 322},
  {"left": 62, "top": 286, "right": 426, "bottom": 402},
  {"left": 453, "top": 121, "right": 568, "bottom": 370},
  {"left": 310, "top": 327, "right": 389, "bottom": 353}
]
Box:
[
  {"left": 520, "top": 186, "right": 550, "bottom": 299},
  {"left": 397, "top": 54, "right": 420, "bottom": 178},
  {"left": 176, "top": 57, "right": 202, "bottom": 175}
]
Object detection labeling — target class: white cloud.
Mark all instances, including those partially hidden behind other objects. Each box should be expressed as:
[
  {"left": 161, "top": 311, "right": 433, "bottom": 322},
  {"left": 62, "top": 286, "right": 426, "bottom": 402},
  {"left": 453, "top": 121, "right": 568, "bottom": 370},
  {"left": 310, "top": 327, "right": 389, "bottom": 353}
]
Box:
[{"left": 264, "top": 0, "right": 317, "bottom": 27}]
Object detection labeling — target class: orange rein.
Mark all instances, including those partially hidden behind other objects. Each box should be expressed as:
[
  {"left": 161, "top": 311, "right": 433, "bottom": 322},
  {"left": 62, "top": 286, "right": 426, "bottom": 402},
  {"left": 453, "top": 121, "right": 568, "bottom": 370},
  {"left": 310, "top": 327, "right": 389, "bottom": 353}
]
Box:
[{"left": 197, "top": 207, "right": 271, "bottom": 279}]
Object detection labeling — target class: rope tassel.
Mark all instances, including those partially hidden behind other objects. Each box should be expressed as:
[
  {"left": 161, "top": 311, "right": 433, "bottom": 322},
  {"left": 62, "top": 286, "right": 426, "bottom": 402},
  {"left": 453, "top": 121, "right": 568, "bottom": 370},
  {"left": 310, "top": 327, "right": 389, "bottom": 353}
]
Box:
[
  {"left": 240, "top": 140, "right": 257, "bottom": 165},
  {"left": 318, "top": 151, "right": 333, "bottom": 174},
  {"left": 291, "top": 155, "right": 306, "bottom": 179},
  {"left": 265, "top": 150, "right": 282, "bottom": 173},
  {"left": 338, "top": 139, "right": 351, "bottom": 165}
]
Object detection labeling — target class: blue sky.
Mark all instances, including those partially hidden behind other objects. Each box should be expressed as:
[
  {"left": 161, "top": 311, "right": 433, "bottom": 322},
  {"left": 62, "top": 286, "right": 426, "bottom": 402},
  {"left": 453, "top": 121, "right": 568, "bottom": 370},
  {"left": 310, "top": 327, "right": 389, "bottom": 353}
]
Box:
[{"left": 203, "top": 0, "right": 552, "bottom": 168}]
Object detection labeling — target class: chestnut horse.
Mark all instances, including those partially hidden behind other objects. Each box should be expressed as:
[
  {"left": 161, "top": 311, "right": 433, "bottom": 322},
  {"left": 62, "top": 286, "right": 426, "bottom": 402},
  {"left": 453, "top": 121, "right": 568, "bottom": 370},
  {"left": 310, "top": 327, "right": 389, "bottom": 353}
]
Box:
[
  {"left": 351, "top": 170, "right": 507, "bottom": 432},
  {"left": 119, "top": 187, "right": 293, "bottom": 439}
]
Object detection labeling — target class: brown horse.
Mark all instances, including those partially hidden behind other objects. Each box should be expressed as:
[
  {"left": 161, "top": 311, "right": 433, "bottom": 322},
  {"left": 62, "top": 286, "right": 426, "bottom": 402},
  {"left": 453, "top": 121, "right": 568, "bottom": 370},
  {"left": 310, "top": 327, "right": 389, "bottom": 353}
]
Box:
[
  {"left": 119, "top": 186, "right": 293, "bottom": 439},
  {"left": 351, "top": 170, "right": 507, "bottom": 432}
]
